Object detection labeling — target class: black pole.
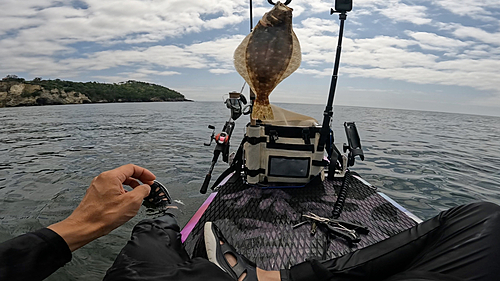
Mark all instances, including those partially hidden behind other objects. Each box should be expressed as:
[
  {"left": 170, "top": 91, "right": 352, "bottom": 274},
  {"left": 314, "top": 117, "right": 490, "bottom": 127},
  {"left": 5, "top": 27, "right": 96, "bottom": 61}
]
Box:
[
  {"left": 250, "top": 0, "right": 253, "bottom": 30},
  {"left": 249, "top": 1, "right": 256, "bottom": 105},
  {"left": 200, "top": 150, "right": 220, "bottom": 194},
  {"left": 318, "top": 11, "right": 347, "bottom": 152}
]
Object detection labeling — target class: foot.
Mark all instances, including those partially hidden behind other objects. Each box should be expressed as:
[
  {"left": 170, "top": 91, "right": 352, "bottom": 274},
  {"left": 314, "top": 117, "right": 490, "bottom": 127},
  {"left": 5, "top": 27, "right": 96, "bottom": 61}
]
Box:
[
  {"left": 220, "top": 239, "right": 246, "bottom": 281},
  {"left": 204, "top": 222, "right": 281, "bottom": 281},
  {"left": 216, "top": 242, "right": 280, "bottom": 281},
  {"left": 204, "top": 222, "right": 258, "bottom": 281}
]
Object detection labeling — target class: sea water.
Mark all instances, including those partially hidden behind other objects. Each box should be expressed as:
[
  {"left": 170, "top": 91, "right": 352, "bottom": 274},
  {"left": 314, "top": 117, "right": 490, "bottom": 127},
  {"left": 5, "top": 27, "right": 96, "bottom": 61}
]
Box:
[{"left": 1, "top": 102, "right": 499, "bottom": 280}]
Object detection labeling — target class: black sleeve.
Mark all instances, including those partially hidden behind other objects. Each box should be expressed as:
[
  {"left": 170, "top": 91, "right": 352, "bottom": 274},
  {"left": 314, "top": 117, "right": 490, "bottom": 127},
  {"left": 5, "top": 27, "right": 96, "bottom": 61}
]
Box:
[{"left": 0, "top": 228, "right": 72, "bottom": 281}]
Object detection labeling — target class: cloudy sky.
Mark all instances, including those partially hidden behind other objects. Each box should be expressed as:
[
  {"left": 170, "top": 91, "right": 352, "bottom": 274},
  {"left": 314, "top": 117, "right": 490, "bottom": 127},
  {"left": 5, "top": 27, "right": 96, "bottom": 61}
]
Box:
[{"left": 1, "top": 0, "right": 499, "bottom": 116}]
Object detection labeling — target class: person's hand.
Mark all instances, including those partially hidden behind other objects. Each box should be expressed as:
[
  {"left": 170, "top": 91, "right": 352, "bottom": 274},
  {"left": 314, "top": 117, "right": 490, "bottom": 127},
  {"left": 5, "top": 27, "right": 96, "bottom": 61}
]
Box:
[{"left": 48, "top": 164, "right": 155, "bottom": 251}]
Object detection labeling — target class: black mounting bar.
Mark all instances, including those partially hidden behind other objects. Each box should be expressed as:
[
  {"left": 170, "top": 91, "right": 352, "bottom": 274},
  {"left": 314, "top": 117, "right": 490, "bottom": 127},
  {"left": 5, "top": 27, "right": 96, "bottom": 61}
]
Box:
[
  {"left": 317, "top": 11, "right": 348, "bottom": 153},
  {"left": 343, "top": 122, "right": 364, "bottom": 167}
]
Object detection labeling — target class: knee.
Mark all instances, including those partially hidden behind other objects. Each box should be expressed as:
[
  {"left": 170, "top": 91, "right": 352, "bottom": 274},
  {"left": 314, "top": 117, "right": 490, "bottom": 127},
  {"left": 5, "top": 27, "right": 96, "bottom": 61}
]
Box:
[
  {"left": 133, "top": 213, "right": 179, "bottom": 233},
  {"left": 457, "top": 201, "right": 500, "bottom": 223},
  {"left": 469, "top": 201, "right": 500, "bottom": 214},
  {"left": 440, "top": 201, "right": 500, "bottom": 223}
]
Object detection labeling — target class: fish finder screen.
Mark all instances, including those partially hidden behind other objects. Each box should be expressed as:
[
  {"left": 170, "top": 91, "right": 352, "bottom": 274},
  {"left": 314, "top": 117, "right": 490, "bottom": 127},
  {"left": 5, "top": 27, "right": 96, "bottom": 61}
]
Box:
[{"left": 268, "top": 156, "right": 310, "bottom": 178}]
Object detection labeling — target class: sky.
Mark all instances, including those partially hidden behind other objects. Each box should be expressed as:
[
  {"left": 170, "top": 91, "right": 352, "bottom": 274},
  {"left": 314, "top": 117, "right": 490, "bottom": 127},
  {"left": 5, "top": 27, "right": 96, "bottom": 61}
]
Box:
[{"left": 1, "top": 0, "right": 499, "bottom": 117}]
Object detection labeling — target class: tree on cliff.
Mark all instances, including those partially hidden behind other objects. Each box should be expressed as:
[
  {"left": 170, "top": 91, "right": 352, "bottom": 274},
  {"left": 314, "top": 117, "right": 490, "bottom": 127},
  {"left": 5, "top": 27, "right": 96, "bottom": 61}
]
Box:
[
  {"left": 27, "top": 78, "right": 186, "bottom": 102},
  {"left": 2, "top": 75, "right": 25, "bottom": 82}
]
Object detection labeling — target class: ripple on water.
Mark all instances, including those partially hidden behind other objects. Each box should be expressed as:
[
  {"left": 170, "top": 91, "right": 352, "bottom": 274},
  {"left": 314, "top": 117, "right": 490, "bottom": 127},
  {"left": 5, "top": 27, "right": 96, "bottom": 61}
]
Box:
[{"left": 1, "top": 103, "right": 500, "bottom": 280}]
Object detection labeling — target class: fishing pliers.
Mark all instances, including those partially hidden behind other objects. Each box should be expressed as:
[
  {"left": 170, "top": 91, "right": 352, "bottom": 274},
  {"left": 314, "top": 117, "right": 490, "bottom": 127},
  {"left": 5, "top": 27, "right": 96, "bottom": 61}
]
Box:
[{"left": 296, "top": 212, "right": 369, "bottom": 243}]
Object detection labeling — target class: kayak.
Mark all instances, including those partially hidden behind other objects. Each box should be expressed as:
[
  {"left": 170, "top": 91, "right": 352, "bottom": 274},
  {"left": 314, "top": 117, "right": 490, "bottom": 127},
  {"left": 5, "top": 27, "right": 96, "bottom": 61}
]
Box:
[
  {"left": 180, "top": 0, "right": 421, "bottom": 270},
  {"left": 181, "top": 171, "right": 421, "bottom": 270}
]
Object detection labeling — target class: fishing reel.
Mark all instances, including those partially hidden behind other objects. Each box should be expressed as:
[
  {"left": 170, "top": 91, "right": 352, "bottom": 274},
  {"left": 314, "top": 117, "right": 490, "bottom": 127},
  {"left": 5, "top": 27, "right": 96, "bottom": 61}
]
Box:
[
  {"left": 204, "top": 125, "right": 231, "bottom": 147},
  {"left": 225, "top": 91, "right": 251, "bottom": 121}
]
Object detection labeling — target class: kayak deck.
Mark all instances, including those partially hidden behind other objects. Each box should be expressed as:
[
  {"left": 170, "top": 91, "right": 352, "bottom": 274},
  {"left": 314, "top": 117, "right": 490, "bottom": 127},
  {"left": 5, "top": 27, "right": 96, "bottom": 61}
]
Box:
[{"left": 183, "top": 172, "right": 418, "bottom": 270}]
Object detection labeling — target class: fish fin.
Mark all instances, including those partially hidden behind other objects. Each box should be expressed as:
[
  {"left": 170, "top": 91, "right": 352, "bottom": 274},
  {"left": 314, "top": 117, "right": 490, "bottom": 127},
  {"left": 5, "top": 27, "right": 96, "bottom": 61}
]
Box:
[
  {"left": 277, "top": 30, "right": 301, "bottom": 85},
  {"left": 234, "top": 34, "right": 254, "bottom": 90}
]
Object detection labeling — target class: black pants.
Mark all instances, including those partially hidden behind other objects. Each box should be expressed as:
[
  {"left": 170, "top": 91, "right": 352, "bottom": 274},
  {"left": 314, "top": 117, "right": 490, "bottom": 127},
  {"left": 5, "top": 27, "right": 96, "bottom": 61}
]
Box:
[
  {"left": 104, "top": 202, "right": 500, "bottom": 281},
  {"left": 287, "top": 202, "right": 500, "bottom": 281},
  {"left": 103, "top": 213, "right": 233, "bottom": 281}
]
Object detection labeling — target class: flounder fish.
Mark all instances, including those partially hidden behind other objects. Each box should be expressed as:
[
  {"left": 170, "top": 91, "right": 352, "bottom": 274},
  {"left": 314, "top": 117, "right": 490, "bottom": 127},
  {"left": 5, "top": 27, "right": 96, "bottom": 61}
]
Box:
[{"left": 234, "top": 1, "right": 301, "bottom": 121}]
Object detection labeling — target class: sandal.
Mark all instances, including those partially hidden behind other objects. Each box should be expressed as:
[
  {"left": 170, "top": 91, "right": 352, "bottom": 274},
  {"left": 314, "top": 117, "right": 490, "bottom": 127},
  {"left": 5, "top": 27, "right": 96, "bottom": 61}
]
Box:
[
  {"left": 204, "top": 222, "right": 257, "bottom": 281},
  {"left": 142, "top": 180, "right": 172, "bottom": 209}
]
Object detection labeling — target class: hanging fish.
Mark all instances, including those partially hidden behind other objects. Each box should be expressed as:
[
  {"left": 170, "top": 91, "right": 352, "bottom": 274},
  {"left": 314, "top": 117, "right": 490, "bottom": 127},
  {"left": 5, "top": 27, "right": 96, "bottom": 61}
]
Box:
[{"left": 234, "top": 1, "right": 301, "bottom": 121}]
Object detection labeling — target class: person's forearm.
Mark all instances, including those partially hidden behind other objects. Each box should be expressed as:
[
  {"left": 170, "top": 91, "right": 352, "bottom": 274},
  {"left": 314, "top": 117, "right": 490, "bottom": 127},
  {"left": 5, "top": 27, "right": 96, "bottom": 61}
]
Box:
[
  {"left": 48, "top": 217, "right": 104, "bottom": 252},
  {"left": 0, "top": 228, "right": 72, "bottom": 280},
  {"left": 0, "top": 164, "right": 153, "bottom": 281},
  {"left": 47, "top": 164, "right": 153, "bottom": 252}
]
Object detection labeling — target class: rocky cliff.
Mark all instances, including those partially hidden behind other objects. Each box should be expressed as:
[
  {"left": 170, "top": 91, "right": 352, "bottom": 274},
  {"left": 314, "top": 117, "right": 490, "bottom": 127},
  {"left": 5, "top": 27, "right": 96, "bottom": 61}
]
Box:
[
  {"left": 0, "top": 81, "right": 91, "bottom": 107},
  {"left": 0, "top": 78, "right": 189, "bottom": 107}
]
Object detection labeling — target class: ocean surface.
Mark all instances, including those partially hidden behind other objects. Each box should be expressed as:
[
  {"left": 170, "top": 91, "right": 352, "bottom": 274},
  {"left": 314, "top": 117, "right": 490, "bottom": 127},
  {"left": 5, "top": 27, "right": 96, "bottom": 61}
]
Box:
[{"left": 1, "top": 101, "right": 499, "bottom": 280}]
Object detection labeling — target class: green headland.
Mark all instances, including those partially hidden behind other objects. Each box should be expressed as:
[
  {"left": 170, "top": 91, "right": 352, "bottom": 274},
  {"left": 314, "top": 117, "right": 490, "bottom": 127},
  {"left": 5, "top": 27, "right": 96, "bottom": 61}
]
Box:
[{"left": 0, "top": 75, "right": 189, "bottom": 107}]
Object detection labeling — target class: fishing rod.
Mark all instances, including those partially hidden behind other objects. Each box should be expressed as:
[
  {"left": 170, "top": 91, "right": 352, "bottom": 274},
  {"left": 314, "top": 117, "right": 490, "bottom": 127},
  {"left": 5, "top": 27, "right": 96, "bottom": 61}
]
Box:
[
  {"left": 200, "top": 93, "right": 250, "bottom": 194},
  {"left": 199, "top": 119, "right": 235, "bottom": 194}
]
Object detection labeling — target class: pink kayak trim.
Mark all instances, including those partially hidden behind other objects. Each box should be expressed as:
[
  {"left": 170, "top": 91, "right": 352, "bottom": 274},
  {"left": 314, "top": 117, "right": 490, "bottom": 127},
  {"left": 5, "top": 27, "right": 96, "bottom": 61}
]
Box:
[{"left": 180, "top": 192, "right": 218, "bottom": 243}]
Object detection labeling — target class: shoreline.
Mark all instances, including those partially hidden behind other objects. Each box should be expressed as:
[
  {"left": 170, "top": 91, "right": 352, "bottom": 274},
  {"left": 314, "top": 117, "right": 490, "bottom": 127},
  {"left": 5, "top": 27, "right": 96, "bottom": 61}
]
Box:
[{"left": 0, "top": 99, "right": 194, "bottom": 108}]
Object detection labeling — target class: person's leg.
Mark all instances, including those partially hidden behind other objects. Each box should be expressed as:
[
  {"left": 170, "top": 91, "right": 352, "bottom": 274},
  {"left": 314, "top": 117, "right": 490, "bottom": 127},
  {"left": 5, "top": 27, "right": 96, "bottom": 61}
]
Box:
[
  {"left": 104, "top": 213, "right": 233, "bottom": 281},
  {"left": 285, "top": 202, "right": 500, "bottom": 281},
  {"left": 403, "top": 201, "right": 500, "bottom": 280}
]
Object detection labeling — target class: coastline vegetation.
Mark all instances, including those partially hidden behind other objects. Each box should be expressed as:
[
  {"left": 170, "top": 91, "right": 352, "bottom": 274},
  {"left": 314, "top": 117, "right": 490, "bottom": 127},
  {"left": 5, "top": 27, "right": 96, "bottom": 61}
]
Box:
[{"left": 1, "top": 75, "right": 187, "bottom": 103}]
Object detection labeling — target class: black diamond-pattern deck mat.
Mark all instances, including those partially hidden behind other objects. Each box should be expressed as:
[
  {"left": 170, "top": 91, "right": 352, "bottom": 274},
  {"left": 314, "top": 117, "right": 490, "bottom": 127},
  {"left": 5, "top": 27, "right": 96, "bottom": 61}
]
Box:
[{"left": 183, "top": 172, "right": 418, "bottom": 270}]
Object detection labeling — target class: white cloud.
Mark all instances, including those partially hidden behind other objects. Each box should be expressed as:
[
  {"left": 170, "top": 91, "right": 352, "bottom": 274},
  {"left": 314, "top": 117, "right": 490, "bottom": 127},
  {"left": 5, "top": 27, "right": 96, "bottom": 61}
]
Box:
[
  {"left": 298, "top": 17, "right": 337, "bottom": 35},
  {"left": 0, "top": 0, "right": 254, "bottom": 78},
  {"left": 2, "top": 34, "right": 244, "bottom": 78},
  {"left": 92, "top": 68, "right": 180, "bottom": 83},
  {"left": 295, "top": 67, "right": 330, "bottom": 76},
  {"left": 1, "top": 0, "right": 500, "bottom": 114},
  {"left": 341, "top": 51, "right": 500, "bottom": 93},
  {"left": 0, "top": 0, "right": 250, "bottom": 51},
  {"left": 406, "top": 31, "right": 470, "bottom": 51},
  {"left": 185, "top": 36, "right": 245, "bottom": 70},
  {"left": 134, "top": 68, "right": 181, "bottom": 76},
  {"left": 295, "top": 29, "right": 500, "bottom": 95},
  {"left": 433, "top": 0, "right": 500, "bottom": 20},
  {"left": 210, "top": 69, "right": 234, "bottom": 74},
  {"left": 452, "top": 25, "right": 500, "bottom": 46},
  {"left": 379, "top": 2, "right": 431, "bottom": 25},
  {"left": 60, "top": 45, "right": 209, "bottom": 71}
]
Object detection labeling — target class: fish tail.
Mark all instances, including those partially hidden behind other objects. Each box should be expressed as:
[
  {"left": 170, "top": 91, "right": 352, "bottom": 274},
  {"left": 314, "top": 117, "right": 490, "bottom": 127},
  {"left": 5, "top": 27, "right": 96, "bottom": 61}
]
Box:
[{"left": 252, "top": 100, "right": 274, "bottom": 121}]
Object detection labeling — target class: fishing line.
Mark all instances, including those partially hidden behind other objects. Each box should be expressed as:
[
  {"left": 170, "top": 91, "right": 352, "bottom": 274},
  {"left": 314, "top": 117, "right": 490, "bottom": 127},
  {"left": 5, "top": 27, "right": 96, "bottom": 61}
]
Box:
[{"left": 239, "top": 82, "right": 247, "bottom": 94}]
